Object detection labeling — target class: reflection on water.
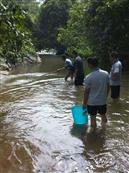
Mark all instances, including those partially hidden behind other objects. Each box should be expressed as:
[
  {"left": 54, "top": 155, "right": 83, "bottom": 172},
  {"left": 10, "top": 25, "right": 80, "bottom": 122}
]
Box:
[
  {"left": 0, "top": 58, "right": 129, "bottom": 172},
  {"left": 70, "top": 125, "right": 87, "bottom": 140}
]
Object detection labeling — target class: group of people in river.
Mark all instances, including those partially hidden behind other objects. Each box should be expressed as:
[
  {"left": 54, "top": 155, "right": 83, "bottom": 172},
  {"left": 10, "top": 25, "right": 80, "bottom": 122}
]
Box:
[
  {"left": 58, "top": 50, "right": 85, "bottom": 86},
  {"left": 62, "top": 51, "right": 122, "bottom": 132}
]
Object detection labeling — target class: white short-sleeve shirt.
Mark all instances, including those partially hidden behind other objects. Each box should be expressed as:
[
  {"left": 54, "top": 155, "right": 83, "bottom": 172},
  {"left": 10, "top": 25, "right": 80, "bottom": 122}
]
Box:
[
  {"left": 110, "top": 60, "right": 122, "bottom": 86},
  {"left": 84, "top": 68, "right": 109, "bottom": 105},
  {"left": 65, "top": 58, "right": 72, "bottom": 66}
]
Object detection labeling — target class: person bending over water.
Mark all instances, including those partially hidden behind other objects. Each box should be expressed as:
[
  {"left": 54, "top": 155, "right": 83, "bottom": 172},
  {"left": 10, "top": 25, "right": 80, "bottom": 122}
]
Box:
[
  {"left": 64, "top": 54, "right": 74, "bottom": 81},
  {"left": 57, "top": 53, "right": 74, "bottom": 82}
]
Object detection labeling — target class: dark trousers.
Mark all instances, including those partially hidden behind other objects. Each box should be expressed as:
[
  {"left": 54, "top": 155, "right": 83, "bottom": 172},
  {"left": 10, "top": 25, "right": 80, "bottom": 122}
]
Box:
[{"left": 110, "top": 85, "right": 120, "bottom": 99}]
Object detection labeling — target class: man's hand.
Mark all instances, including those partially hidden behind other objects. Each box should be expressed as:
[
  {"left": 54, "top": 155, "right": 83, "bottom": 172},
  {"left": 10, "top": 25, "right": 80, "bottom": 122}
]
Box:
[
  {"left": 82, "top": 105, "right": 87, "bottom": 110},
  {"left": 83, "top": 87, "right": 90, "bottom": 108},
  {"left": 82, "top": 105, "right": 87, "bottom": 114}
]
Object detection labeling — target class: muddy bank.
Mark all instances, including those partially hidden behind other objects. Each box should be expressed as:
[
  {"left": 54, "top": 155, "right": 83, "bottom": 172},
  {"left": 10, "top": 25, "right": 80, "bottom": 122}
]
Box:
[{"left": 0, "top": 55, "right": 42, "bottom": 77}]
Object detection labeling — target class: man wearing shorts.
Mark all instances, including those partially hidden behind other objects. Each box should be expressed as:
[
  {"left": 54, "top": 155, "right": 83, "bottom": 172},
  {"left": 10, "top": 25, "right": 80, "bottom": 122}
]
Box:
[
  {"left": 83, "top": 57, "right": 110, "bottom": 131},
  {"left": 110, "top": 52, "right": 122, "bottom": 99}
]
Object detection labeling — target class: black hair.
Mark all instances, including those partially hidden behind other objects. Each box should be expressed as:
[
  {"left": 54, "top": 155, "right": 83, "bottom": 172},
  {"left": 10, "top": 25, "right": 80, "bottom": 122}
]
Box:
[
  {"left": 72, "top": 50, "right": 78, "bottom": 56},
  {"left": 87, "top": 56, "right": 98, "bottom": 67},
  {"left": 110, "top": 51, "right": 118, "bottom": 59}
]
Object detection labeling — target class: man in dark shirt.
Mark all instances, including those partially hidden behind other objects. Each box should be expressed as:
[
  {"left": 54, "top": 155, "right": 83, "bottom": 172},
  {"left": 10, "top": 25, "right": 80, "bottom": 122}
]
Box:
[{"left": 73, "top": 51, "right": 85, "bottom": 86}]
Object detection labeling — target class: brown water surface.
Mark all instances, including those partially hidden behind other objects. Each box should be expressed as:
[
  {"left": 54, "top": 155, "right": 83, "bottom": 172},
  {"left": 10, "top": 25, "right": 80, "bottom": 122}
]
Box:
[{"left": 0, "top": 57, "right": 129, "bottom": 173}]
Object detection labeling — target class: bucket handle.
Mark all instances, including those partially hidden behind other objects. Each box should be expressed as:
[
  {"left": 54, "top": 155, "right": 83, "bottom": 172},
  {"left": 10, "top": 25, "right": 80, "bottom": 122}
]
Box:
[{"left": 82, "top": 105, "right": 87, "bottom": 114}]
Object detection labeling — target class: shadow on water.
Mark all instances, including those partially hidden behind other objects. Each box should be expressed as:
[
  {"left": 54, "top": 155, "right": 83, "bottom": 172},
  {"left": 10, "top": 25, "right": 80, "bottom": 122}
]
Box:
[
  {"left": 84, "top": 129, "right": 106, "bottom": 152},
  {"left": 70, "top": 124, "right": 114, "bottom": 173},
  {"left": 70, "top": 124, "right": 88, "bottom": 140},
  {"left": 70, "top": 124, "right": 106, "bottom": 154}
]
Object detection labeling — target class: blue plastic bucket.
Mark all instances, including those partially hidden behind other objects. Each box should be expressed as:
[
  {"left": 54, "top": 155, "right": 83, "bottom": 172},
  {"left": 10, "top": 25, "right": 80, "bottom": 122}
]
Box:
[{"left": 71, "top": 104, "right": 88, "bottom": 125}]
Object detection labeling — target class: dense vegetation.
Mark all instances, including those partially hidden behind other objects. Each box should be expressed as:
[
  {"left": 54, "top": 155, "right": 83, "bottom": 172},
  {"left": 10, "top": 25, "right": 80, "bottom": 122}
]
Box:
[
  {"left": 30, "top": 0, "right": 129, "bottom": 63},
  {"left": 58, "top": 0, "right": 129, "bottom": 63},
  {"left": 0, "top": 0, "right": 39, "bottom": 66},
  {"left": 0, "top": 0, "right": 129, "bottom": 67},
  {"left": 34, "top": 0, "right": 73, "bottom": 54}
]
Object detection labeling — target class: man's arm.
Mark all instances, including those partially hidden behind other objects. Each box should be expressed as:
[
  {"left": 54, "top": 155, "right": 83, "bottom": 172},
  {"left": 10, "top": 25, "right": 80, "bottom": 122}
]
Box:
[
  {"left": 56, "top": 67, "right": 65, "bottom": 72},
  {"left": 107, "top": 83, "right": 110, "bottom": 96},
  {"left": 83, "top": 87, "right": 90, "bottom": 107}
]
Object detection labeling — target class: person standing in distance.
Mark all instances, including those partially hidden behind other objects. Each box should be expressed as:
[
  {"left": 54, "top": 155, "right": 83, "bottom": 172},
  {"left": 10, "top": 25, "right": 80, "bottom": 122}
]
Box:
[
  {"left": 83, "top": 57, "right": 110, "bottom": 131},
  {"left": 110, "top": 52, "right": 122, "bottom": 99},
  {"left": 73, "top": 51, "right": 84, "bottom": 86}
]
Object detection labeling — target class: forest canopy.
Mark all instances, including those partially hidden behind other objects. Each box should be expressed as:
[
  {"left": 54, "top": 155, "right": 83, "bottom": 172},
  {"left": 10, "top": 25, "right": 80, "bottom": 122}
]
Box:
[
  {"left": 0, "top": 0, "right": 129, "bottom": 66},
  {"left": 0, "top": 0, "right": 38, "bottom": 65}
]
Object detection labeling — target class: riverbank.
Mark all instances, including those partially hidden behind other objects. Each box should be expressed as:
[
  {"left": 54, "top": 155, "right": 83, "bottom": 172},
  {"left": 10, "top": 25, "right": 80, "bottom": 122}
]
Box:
[
  {"left": 0, "top": 54, "right": 42, "bottom": 77},
  {"left": 0, "top": 62, "right": 10, "bottom": 79}
]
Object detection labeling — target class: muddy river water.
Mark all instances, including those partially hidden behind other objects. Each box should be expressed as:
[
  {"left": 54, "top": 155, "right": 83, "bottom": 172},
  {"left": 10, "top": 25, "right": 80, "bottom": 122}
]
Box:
[{"left": 0, "top": 57, "right": 129, "bottom": 173}]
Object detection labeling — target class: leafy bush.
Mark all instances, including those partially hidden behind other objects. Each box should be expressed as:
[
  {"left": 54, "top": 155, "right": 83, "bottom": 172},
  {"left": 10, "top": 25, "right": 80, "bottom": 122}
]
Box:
[
  {"left": 0, "top": 0, "right": 35, "bottom": 65},
  {"left": 58, "top": 0, "right": 129, "bottom": 66}
]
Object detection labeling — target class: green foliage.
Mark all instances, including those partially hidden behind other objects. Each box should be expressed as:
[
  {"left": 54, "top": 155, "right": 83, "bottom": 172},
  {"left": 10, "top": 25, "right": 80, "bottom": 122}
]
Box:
[
  {"left": 84, "top": 0, "right": 129, "bottom": 63},
  {"left": 0, "top": 0, "right": 35, "bottom": 65},
  {"left": 16, "top": 0, "right": 40, "bottom": 22},
  {"left": 58, "top": 1, "right": 93, "bottom": 57},
  {"left": 58, "top": 0, "right": 129, "bottom": 64},
  {"left": 2, "top": 0, "right": 128, "bottom": 67},
  {"left": 34, "top": 0, "right": 72, "bottom": 52}
]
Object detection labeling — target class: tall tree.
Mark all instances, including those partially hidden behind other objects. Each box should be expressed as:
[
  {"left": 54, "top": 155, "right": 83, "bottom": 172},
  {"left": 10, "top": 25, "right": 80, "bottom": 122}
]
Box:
[
  {"left": 0, "top": 0, "right": 35, "bottom": 65},
  {"left": 58, "top": 0, "right": 129, "bottom": 64},
  {"left": 34, "top": 0, "right": 72, "bottom": 53},
  {"left": 16, "top": 0, "right": 40, "bottom": 21},
  {"left": 58, "top": 1, "right": 92, "bottom": 56}
]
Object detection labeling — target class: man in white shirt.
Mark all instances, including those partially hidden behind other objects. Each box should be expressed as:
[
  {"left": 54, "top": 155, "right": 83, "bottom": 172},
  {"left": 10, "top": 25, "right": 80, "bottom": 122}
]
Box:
[
  {"left": 64, "top": 55, "right": 74, "bottom": 81},
  {"left": 57, "top": 54, "right": 74, "bottom": 81},
  {"left": 83, "top": 57, "right": 109, "bottom": 131},
  {"left": 110, "top": 52, "right": 122, "bottom": 99}
]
